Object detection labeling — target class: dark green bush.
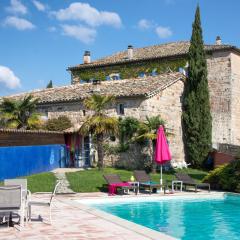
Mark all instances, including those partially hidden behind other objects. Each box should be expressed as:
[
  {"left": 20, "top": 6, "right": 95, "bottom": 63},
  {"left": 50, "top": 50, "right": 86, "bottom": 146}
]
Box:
[
  {"left": 103, "top": 143, "right": 129, "bottom": 155},
  {"left": 119, "top": 117, "right": 140, "bottom": 145},
  {"left": 203, "top": 160, "right": 240, "bottom": 192},
  {"left": 45, "top": 115, "right": 72, "bottom": 131}
]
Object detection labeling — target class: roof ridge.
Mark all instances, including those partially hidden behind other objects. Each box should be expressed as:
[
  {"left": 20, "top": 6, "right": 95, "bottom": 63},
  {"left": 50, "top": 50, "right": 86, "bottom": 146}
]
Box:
[{"left": 95, "top": 41, "right": 190, "bottom": 62}]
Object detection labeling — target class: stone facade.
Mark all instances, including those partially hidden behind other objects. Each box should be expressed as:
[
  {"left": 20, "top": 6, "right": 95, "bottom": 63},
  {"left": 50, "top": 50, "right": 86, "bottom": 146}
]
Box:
[
  {"left": 207, "top": 51, "right": 240, "bottom": 146},
  {"left": 68, "top": 41, "right": 240, "bottom": 152},
  {"left": 4, "top": 41, "right": 240, "bottom": 168},
  {"left": 230, "top": 52, "right": 240, "bottom": 145},
  {"left": 103, "top": 80, "right": 185, "bottom": 168},
  {"left": 37, "top": 78, "right": 185, "bottom": 166}
]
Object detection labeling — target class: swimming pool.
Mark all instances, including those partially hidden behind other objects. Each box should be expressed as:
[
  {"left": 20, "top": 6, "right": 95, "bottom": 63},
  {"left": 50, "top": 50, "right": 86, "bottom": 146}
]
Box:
[{"left": 90, "top": 194, "right": 240, "bottom": 240}]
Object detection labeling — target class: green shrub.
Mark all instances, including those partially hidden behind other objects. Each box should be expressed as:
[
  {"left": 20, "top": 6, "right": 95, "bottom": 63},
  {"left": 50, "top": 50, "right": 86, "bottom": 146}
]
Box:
[
  {"left": 45, "top": 115, "right": 72, "bottom": 131},
  {"left": 203, "top": 160, "right": 240, "bottom": 192},
  {"left": 103, "top": 143, "right": 129, "bottom": 155},
  {"left": 119, "top": 117, "right": 140, "bottom": 145}
]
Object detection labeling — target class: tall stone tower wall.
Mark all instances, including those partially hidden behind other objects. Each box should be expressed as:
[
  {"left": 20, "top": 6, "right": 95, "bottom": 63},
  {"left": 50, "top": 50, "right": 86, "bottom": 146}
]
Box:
[
  {"left": 230, "top": 52, "right": 240, "bottom": 145},
  {"left": 207, "top": 50, "right": 240, "bottom": 147}
]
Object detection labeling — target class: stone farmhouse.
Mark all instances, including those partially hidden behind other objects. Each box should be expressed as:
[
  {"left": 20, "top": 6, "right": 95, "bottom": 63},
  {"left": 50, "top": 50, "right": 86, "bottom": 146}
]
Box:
[{"left": 4, "top": 37, "right": 240, "bottom": 168}]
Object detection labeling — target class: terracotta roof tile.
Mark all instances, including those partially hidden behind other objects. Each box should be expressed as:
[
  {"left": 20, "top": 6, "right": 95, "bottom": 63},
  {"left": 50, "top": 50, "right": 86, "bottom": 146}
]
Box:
[
  {"left": 3, "top": 72, "right": 185, "bottom": 104},
  {"left": 68, "top": 41, "right": 239, "bottom": 70},
  {"left": 0, "top": 129, "right": 63, "bottom": 134}
]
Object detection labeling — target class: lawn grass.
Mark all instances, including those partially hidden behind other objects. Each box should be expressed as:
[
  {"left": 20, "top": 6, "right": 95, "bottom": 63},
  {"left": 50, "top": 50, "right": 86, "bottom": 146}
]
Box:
[
  {"left": 0, "top": 172, "right": 57, "bottom": 193},
  {"left": 26, "top": 172, "right": 56, "bottom": 193},
  {"left": 66, "top": 167, "right": 208, "bottom": 193}
]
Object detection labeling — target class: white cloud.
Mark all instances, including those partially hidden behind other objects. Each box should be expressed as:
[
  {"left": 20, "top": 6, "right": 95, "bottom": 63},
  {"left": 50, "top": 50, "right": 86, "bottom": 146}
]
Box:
[
  {"left": 53, "top": 2, "right": 122, "bottom": 28},
  {"left": 6, "top": 0, "right": 27, "bottom": 15},
  {"left": 32, "top": 0, "right": 46, "bottom": 12},
  {"left": 138, "top": 19, "right": 154, "bottom": 30},
  {"left": 61, "top": 24, "right": 96, "bottom": 44},
  {"left": 155, "top": 26, "right": 172, "bottom": 38},
  {"left": 3, "top": 16, "right": 35, "bottom": 30},
  {"left": 0, "top": 66, "right": 21, "bottom": 89}
]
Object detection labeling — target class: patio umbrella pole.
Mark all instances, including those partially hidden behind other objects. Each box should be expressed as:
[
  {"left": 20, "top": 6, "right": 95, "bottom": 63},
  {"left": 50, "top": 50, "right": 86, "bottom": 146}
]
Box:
[
  {"left": 155, "top": 126, "right": 171, "bottom": 193},
  {"left": 160, "top": 165, "right": 163, "bottom": 192}
]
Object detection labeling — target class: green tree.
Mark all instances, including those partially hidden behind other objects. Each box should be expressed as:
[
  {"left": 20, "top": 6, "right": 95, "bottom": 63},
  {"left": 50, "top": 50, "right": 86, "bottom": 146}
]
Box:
[
  {"left": 80, "top": 94, "right": 118, "bottom": 170},
  {"left": 0, "top": 95, "right": 41, "bottom": 129},
  {"left": 134, "top": 115, "right": 165, "bottom": 172},
  {"left": 119, "top": 117, "right": 140, "bottom": 145},
  {"left": 183, "top": 5, "right": 212, "bottom": 167},
  {"left": 45, "top": 115, "right": 72, "bottom": 131},
  {"left": 46, "top": 80, "right": 53, "bottom": 88}
]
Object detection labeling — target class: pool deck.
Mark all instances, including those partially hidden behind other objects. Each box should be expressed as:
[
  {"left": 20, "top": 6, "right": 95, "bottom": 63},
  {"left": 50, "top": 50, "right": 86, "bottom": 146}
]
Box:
[{"left": 0, "top": 191, "right": 225, "bottom": 240}]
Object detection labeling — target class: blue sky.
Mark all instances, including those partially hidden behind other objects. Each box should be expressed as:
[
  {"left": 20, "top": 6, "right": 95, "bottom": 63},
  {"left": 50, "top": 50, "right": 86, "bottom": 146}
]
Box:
[{"left": 0, "top": 0, "right": 239, "bottom": 96}]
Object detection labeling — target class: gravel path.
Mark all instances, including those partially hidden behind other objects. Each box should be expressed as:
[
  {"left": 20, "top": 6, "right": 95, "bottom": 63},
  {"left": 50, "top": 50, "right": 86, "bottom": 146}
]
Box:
[{"left": 54, "top": 172, "right": 75, "bottom": 194}]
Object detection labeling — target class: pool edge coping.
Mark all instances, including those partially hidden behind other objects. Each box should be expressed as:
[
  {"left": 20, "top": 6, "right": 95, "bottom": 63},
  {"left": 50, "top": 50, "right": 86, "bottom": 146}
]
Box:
[
  {"left": 62, "top": 192, "right": 233, "bottom": 240},
  {"left": 62, "top": 197, "right": 177, "bottom": 240}
]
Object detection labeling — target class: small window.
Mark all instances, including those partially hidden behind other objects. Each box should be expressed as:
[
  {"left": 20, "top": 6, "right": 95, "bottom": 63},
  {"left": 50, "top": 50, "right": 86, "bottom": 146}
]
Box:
[
  {"left": 109, "top": 73, "right": 120, "bottom": 80},
  {"left": 151, "top": 68, "right": 158, "bottom": 76},
  {"left": 82, "top": 110, "right": 86, "bottom": 116},
  {"left": 110, "top": 136, "right": 116, "bottom": 142},
  {"left": 117, "top": 103, "right": 125, "bottom": 115},
  {"left": 138, "top": 72, "right": 146, "bottom": 78}
]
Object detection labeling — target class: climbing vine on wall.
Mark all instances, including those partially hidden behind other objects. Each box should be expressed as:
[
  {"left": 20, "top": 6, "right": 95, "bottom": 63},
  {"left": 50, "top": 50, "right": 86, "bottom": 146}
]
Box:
[{"left": 72, "top": 58, "right": 187, "bottom": 83}]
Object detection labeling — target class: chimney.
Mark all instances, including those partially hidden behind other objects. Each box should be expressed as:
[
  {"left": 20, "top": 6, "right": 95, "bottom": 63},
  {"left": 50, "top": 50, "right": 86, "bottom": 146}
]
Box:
[
  {"left": 127, "top": 45, "right": 133, "bottom": 60},
  {"left": 216, "top": 36, "right": 222, "bottom": 45},
  {"left": 83, "top": 51, "right": 91, "bottom": 64}
]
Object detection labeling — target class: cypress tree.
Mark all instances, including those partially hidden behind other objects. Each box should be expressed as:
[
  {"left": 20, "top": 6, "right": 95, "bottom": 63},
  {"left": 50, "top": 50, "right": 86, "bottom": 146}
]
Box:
[
  {"left": 183, "top": 5, "right": 212, "bottom": 167},
  {"left": 46, "top": 80, "right": 53, "bottom": 88}
]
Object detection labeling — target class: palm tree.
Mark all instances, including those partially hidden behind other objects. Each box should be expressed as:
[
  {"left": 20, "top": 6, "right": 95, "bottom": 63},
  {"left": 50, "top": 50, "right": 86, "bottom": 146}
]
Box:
[
  {"left": 134, "top": 116, "right": 165, "bottom": 172},
  {"left": 80, "top": 94, "right": 118, "bottom": 170},
  {"left": 0, "top": 95, "right": 41, "bottom": 129}
]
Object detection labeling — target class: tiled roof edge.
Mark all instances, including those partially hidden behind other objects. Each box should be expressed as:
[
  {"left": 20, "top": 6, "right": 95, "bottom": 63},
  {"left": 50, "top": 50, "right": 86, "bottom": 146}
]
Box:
[{"left": 0, "top": 129, "right": 64, "bottom": 134}]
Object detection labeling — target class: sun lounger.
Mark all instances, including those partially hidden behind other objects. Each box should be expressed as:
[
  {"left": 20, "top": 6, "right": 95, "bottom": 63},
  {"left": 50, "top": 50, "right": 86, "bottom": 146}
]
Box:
[
  {"left": 133, "top": 170, "right": 166, "bottom": 194},
  {"left": 4, "top": 178, "right": 31, "bottom": 225},
  {"left": 0, "top": 185, "right": 24, "bottom": 228},
  {"left": 103, "top": 174, "right": 138, "bottom": 195},
  {"left": 28, "top": 181, "right": 61, "bottom": 224},
  {"left": 4, "top": 179, "right": 30, "bottom": 201},
  {"left": 175, "top": 172, "right": 210, "bottom": 192}
]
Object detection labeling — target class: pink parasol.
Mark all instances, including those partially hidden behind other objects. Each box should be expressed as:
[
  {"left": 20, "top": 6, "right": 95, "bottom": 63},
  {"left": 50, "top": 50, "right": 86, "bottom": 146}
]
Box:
[{"left": 155, "top": 125, "right": 172, "bottom": 191}]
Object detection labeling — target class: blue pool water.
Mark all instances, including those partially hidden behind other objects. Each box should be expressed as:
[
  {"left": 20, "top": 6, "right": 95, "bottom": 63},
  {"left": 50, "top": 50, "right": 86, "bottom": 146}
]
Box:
[{"left": 92, "top": 194, "right": 240, "bottom": 240}]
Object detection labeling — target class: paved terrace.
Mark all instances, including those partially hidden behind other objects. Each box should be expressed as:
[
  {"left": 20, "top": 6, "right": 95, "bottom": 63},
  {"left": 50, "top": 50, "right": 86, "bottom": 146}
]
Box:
[{"left": 0, "top": 191, "right": 222, "bottom": 240}]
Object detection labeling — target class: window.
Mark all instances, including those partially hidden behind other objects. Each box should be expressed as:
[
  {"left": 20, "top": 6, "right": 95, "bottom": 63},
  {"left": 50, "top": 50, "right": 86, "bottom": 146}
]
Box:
[
  {"left": 138, "top": 72, "right": 146, "bottom": 78},
  {"left": 109, "top": 73, "right": 121, "bottom": 80},
  {"left": 41, "top": 110, "right": 48, "bottom": 121},
  {"left": 82, "top": 110, "right": 86, "bottom": 116},
  {"left": 117, "top": 103, "right": 125, "bottom": 115}
]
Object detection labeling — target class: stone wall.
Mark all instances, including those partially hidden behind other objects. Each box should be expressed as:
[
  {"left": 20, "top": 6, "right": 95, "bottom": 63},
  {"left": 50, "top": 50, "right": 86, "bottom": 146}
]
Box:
[
  {"left": 230, "top": 52, "right": 240, "bottom": 145},
  {"left": 138, "top": 80, "right": 185, "bottom": 164},
  {"left": 207, "top": 50, "right": 240, "bottom": 146},
  {"left": 103, "top": 143, "right": 151, "bottom": 170},
  {"left": 37, "top": 102, "right": 85, "bottom": 127},
  {"left": 103, "top": 80, "right": 185, "bottom": 168},
  {"left": 207, "top": 51, "right": 232, "bottom": 145}
]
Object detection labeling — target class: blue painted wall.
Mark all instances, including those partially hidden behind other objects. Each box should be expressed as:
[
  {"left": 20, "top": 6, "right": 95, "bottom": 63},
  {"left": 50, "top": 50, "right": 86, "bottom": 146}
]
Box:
[{"left": 0, "top": 144, "right": 66, "bottom": 181}]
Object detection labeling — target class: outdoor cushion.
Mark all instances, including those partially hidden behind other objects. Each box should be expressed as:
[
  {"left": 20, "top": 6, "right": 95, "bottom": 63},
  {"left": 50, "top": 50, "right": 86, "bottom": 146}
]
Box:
[
  {"left": 140, "top": 181, "right": 160, "bottom": 186},
  {"left": 0, "top": 186, "right": 21, "bottom": 209},
  {"left": 108, "top": 182, "right": 131, "bottom": 195}
]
